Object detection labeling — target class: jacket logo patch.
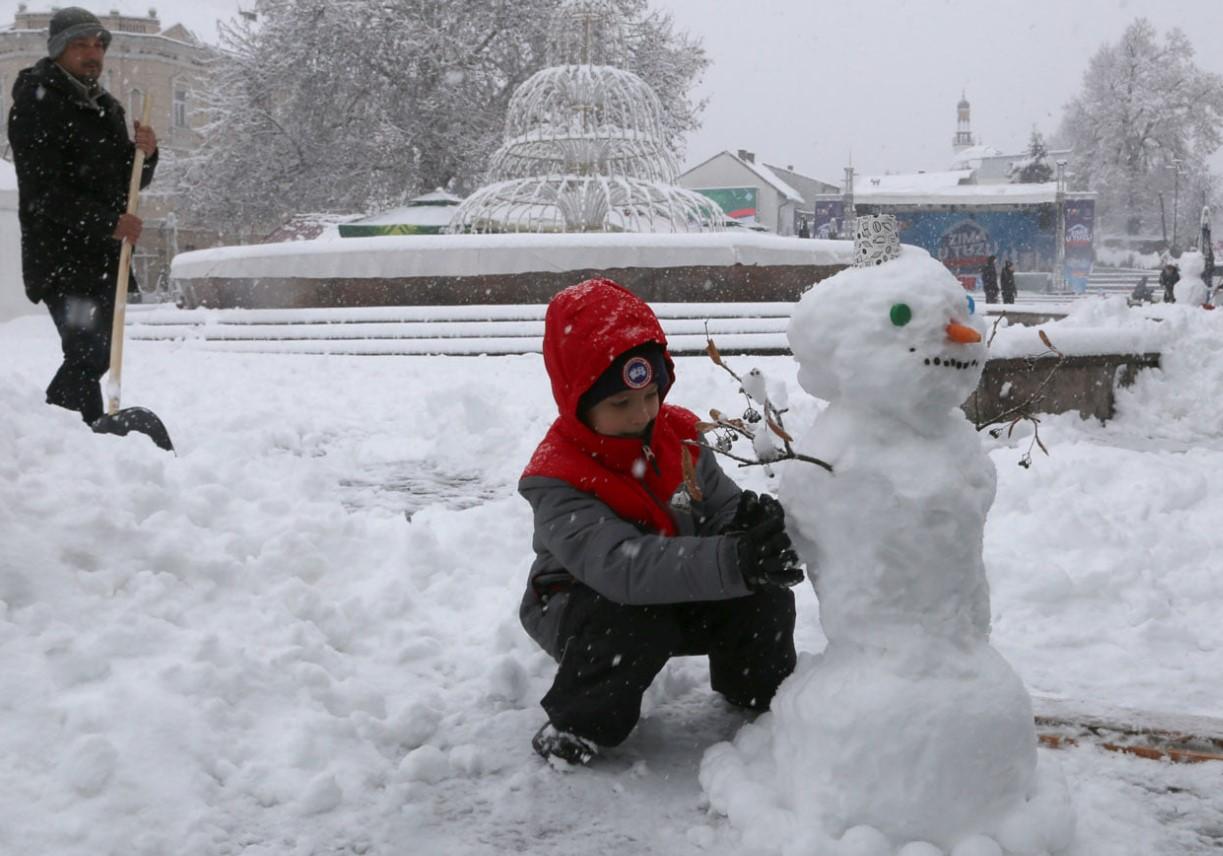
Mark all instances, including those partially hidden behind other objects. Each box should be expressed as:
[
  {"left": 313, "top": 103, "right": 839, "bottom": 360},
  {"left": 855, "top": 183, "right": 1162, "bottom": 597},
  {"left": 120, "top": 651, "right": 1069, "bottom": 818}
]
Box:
[{"left": 622, "top": 356, "right": 653, "bottom": 389}]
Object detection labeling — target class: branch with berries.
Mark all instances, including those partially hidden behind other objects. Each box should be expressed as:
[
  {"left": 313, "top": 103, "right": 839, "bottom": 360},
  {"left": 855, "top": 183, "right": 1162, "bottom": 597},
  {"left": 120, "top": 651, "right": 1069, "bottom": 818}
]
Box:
[
  {"left": 976, "top": 323, "right": 1064, "bottom": 468},
  {"left": 681, "top": 331, "right": 833, "bottom": 482}
]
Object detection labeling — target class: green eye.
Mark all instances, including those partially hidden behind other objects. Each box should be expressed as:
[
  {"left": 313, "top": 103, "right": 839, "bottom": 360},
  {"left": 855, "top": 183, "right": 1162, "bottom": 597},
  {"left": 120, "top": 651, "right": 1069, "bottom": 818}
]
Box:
[{"left": 890, "top": 303, "right": 912, "bottom": 326}]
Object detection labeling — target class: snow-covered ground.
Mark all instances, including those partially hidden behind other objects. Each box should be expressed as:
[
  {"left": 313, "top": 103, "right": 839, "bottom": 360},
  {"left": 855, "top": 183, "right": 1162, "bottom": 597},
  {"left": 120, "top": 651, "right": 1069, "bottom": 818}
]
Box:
[{"left": 2, "top": 301, "right": 1222, "bottom": 855}]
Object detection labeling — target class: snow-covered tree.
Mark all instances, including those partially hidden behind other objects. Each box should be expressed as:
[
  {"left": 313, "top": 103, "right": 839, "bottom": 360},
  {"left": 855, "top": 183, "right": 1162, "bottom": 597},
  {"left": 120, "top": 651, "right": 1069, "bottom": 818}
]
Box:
[
  {"left": 179, "top": 0, "right": 708, "bottom": 240},
  {"left": 1008, "top": 129, "right": 1054, "bottom": 184},
  {"left": 623, "top": 4, "right": 708, "bottom": 153},
  {"left": 1055, "top": 18, "right": 1223, "bottom": 239}
]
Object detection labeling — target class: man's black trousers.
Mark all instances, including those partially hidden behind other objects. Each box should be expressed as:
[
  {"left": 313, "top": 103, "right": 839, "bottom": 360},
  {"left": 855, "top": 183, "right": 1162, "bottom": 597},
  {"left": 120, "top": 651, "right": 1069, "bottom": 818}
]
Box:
[
  {"left": 541, "top": 583, "right": 797, "bottom": 747},
  {"left": 43, "top": 292, "right": 114, "bottom": 425}
]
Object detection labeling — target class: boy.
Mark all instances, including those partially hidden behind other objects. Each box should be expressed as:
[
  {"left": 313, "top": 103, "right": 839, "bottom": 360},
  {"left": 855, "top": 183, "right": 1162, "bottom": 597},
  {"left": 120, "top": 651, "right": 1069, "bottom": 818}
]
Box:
[{"left": 518, "top": 278, "right": 803, "bottom": 765}]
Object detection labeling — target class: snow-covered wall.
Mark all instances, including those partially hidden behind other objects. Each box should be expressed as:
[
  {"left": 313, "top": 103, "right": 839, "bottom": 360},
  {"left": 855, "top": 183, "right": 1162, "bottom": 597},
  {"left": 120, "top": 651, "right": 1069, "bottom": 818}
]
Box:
[
  {"left": 1, "top": 158, "right": 34, "bottom": 322},
  {"left": 171, "top": 232, "right": 851, "bottom": 282}
]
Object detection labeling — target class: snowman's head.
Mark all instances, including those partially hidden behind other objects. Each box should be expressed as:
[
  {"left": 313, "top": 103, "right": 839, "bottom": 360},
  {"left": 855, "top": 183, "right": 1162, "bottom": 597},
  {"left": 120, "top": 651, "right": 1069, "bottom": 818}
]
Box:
[
  {"left": 1179, "top": 250, "right": 1205, "bottom": 280},
  {"left": 788, "top": 247, "right": 986, "bottom": 425}
]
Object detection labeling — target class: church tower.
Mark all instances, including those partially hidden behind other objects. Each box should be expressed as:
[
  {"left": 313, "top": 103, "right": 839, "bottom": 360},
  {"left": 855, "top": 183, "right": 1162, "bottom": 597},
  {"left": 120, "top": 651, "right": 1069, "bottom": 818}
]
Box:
[{"left": 952, "top": 91, "right": 974, "bottom": 153}]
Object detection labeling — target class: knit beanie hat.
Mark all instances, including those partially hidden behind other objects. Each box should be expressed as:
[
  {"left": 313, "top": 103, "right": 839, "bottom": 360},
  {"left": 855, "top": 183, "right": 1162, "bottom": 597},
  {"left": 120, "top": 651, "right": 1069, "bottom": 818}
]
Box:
[
  {"left": 579, "top": 343, "right": 671, "bottom": 414},
  {"left": 47, "top": 7, "right": 112, "bottom": 59}
]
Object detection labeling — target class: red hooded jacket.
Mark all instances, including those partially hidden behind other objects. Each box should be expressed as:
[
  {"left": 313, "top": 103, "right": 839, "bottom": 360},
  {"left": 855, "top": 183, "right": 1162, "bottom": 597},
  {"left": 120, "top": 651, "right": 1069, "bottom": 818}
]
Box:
[{"left": 521, "top": 279, "right": 701, "bottom": 536}]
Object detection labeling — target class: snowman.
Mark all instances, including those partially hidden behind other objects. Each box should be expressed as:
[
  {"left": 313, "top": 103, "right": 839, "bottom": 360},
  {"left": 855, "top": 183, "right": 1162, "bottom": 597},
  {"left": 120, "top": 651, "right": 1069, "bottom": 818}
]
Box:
[
  {"left": 700, "top": 217, "right": 1075, "bottom": 856},
  {"left": 1173, "top": 251, "right": 1210, "bottom": 307}
]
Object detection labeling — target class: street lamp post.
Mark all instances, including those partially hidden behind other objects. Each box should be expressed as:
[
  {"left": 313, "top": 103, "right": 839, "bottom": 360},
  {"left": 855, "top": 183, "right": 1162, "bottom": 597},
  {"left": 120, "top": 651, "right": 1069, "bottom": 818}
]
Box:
[
  {"left": 1054, "top": 160, "right": 1067, "bottom": 292},
  {"left": 1171, "top": 158, "right": 1183, "bottom": 252},
  {"left": 843, "top": 164, "right": 856, "bottom": 239}
]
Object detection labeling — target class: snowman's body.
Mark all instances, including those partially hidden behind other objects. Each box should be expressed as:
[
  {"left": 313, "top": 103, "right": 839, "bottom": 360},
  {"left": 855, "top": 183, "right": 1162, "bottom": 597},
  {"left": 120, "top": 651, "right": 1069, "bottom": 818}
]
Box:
[
  {"left": 701, "top": 248, "right": 1074, "bottom": 855},
  {"left": 788, "top": 403, "right": 993, "bottom": 649}
]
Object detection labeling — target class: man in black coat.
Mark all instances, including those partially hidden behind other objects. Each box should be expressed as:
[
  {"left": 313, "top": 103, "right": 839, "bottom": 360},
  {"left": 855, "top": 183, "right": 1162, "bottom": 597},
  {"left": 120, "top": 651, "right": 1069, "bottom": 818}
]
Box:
[
  {"left": 7, "top": 7, "right": 158, "bottom": 425},
  {"left": 1000, "top": 258, "right": 1017, "bottom": 304},
  {"left": 980, "top": 255, "right": 999, "bottom": 303},
  {"left": 1159, "top": 262, "right": 1180, "bottom": 304}
]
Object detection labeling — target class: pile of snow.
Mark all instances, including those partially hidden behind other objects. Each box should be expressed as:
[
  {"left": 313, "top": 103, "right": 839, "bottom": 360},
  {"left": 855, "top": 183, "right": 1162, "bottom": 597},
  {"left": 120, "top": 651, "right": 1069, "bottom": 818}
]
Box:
[
  {"left": 1, "top": 287, "right": 1222, "bottom": 853},
  {"left": 987, "top": 295, "right": 1166, "bottom": 359},
  {"left": 984, "top": 291, "right": 1221, "bottom": 366}
]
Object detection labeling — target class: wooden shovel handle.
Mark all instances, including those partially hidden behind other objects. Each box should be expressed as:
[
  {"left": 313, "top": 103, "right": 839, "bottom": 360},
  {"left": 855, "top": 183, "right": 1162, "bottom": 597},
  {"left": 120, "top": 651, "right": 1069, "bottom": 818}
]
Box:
[{"left": 106, "top": 95, "right": 153, "bottom": 416}]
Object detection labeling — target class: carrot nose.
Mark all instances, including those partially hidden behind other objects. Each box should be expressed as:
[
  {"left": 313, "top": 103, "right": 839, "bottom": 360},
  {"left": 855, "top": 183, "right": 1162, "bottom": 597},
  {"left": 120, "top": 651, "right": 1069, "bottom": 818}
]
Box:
[{"left": 946, "top": 320, "right": 981, "bottom": 344}]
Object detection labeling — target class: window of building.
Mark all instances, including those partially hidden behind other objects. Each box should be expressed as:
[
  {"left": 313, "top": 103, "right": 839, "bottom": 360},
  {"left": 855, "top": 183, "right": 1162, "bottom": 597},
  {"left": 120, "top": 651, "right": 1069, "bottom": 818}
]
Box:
[{"left": 173, "top": 85, "right": 188, "bottom": 128}]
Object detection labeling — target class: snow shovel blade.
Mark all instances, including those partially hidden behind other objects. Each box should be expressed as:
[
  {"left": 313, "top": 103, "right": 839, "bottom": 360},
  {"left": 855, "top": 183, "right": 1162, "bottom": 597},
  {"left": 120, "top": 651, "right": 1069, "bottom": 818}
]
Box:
[{"left": 92, "top": 407, "right": 174, "bottom": 452}]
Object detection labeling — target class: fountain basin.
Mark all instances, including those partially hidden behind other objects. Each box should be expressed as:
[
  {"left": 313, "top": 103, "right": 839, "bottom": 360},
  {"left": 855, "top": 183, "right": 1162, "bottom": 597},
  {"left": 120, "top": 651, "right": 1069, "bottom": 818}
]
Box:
[{"left": 170, "top": 232, "right": 852, "bottom": 309}]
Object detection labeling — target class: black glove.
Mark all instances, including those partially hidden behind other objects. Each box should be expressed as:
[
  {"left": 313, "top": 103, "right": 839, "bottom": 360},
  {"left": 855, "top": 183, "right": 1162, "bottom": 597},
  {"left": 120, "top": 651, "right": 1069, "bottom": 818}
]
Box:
[
  {"left": 755, "top": 493, "right": 786, "bottom": 527},
  {"left": 734, "top": 514, "right": 804, "bottom": 590},
  {"left": 722, "top": 489, "right": 760, "bottom": 533},
  {"left": 723, "top": 490, "right": 786, "bottom": 534}
]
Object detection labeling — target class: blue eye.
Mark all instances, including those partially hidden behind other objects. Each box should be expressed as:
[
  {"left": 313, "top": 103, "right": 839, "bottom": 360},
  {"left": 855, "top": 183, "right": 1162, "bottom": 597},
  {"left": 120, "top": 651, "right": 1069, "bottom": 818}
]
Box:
[{"left": 966, "top": 295, "right": 976, "bottom": 315}]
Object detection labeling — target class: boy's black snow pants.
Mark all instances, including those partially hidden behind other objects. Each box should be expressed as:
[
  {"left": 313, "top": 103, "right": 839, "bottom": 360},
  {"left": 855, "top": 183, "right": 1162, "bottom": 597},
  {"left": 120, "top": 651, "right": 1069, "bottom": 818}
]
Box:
[{"left": 541, "top": 583, "right": 797, "bottom": 747}]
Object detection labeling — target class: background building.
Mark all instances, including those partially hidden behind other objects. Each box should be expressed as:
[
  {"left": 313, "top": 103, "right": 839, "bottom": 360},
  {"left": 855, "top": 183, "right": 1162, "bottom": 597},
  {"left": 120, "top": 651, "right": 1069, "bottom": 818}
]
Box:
[
  {"left": 1, "top": 5, "right": 217, "bottom": 297},
  {"left": 678, "top": 149, "right": 838, "bottom": 236},
  {"left": 807, "top": 94, "right": 1095, "bottom": 292}
]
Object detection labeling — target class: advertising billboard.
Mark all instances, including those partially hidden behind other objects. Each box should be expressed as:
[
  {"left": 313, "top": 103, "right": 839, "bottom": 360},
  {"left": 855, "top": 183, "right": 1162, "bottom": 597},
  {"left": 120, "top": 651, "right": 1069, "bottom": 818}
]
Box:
[
  {"left": 1063, "top": 199, "right": 1096, "bottom": 293},
  {"left": 811, "top": 199, "right": 845, "bottom": 239},
  {"left": 858, "top": 206, "right": 1059, "bottom": 281},
  {"left": 695, "top": 187, "right": 759, "bottom": 223}
]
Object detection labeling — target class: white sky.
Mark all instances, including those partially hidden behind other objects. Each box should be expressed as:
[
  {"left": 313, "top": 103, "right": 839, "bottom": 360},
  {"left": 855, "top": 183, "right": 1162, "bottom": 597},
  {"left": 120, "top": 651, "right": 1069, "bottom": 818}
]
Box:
[
  {"left": 4, "top": 0, "right": 1223, "bottom": 179},
  {"left": 650, "top": 0, "right": 1223, "bottom": 180}
]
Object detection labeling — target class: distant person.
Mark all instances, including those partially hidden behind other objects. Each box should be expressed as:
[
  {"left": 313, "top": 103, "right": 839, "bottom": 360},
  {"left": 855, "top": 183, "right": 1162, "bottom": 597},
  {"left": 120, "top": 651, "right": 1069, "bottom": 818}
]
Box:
[
  {"left": 6, "top": 7, "right": 158, "bottom": 424},
  {"left": 518, "top": 279, "right": 801, "bottom": 765},
  {"left": 1129, "top": 276, "right": 1153, "bottom": 305},
  {"left": 1160, "top": 262, "right": 1180, "bottom": 304},
  {"left": 1000, "top": 258, "right": 1016, "bottom": 304},
  {"left": 981, "top": 255, "right": 999, "bottom": 303},
  {"left": 798, "top": 218, "right": 810, "bottom": 239}
]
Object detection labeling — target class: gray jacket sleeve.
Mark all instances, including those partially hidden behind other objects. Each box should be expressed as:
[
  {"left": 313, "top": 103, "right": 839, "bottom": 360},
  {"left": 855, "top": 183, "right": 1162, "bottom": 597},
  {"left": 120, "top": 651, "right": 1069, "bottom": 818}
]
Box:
[
  {"left": 520, "top": 472, "right": 751, "bottom": 606},
  {"left": 692, "top": 444, "right": 745, "bottom": 535}
]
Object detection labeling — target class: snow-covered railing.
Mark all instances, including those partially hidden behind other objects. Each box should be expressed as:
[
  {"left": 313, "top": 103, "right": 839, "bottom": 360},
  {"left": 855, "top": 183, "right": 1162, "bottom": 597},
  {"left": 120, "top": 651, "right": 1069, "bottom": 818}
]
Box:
[
  {"left": 127, "top": 298, "right": 1165, "bottom": 360},
  {"left": 127, "top": 297, "right": 1171, "bottom": 423},
  {"left": 126, "top": 302, "right": 799, "bottom": 356}
]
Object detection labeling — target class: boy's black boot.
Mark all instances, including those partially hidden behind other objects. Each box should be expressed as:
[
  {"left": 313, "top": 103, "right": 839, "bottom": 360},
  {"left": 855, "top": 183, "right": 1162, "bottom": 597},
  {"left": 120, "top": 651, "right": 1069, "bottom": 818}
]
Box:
[{"left": 532, "top": 723, "right": 598, "bottom": 766}]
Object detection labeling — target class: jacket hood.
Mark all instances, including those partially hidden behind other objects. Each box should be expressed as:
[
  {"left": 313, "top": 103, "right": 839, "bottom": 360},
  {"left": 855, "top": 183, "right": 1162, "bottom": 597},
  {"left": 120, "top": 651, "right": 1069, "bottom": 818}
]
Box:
[
  {"left": 542, "top": 278, "right": 675, "bottom": 424},
  {"left": 525, "top": 279, "right": 700, "bottom": 534}
]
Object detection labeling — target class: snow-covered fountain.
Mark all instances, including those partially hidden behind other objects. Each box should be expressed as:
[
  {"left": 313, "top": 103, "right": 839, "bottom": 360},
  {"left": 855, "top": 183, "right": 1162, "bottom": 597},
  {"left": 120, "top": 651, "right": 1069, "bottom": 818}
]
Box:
[
  {"left": 447, "top": 0, "right": 724, "bottom": 234},
  {"left": 169, "top": 0, "right": 844, "bottom": 310}
]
